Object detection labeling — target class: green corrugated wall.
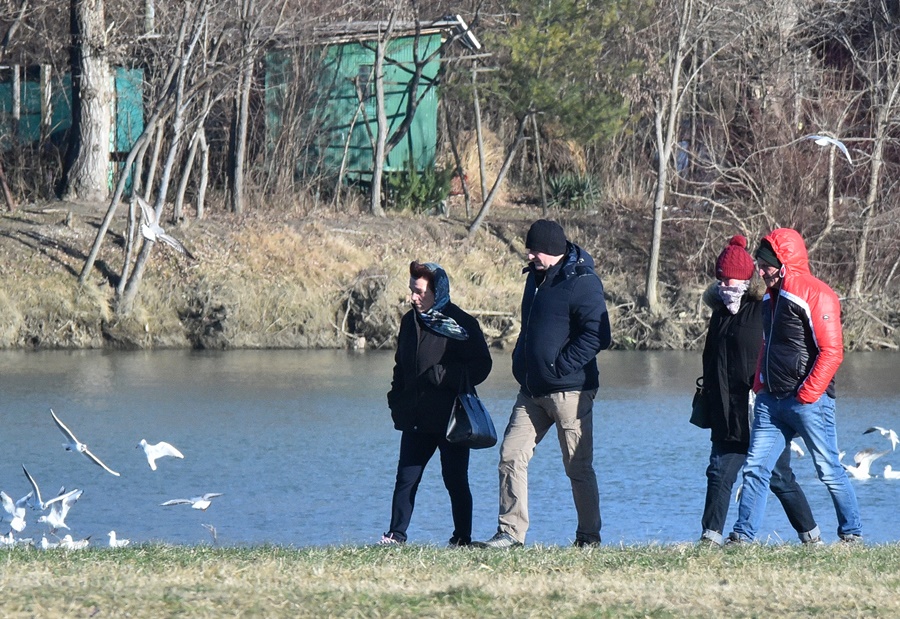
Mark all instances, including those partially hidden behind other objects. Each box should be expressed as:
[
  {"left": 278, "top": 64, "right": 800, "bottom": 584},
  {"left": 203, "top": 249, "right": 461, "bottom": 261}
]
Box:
[{"left": 266, "top": 33, "right": 442, "bottom": 182}]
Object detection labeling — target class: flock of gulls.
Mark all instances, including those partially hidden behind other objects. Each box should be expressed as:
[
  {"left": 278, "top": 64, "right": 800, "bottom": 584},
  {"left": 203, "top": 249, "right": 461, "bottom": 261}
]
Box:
[
  {"left": 786, "top": 425, "right": 900, "bottom": 480},
  {"left": 0, "top": 409, "right": 221, "bottom": 551}
]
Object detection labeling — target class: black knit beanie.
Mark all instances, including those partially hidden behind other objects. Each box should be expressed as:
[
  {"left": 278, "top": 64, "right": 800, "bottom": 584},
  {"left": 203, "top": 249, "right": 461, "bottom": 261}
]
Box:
[
  {"left": 755, "top": 240, "right": 782, "bottom": 269},
  {"left": 525, "top": 219, "right": 567, "bottom": 255}
]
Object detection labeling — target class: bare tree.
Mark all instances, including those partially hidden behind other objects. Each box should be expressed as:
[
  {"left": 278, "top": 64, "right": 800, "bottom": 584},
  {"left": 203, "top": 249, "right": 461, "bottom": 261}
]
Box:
[{"left": 62, "top": 0, "right": 113, "bottom": 203}]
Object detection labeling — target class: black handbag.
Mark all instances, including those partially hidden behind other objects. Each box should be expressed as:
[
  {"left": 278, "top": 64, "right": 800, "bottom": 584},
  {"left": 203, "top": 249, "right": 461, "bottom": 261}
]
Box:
[
  {"left": 690, "top": 376, "right": 712, "bottom": 429},
  {"left": 446, "top": 372, "right": 497, "bottom": 449}
]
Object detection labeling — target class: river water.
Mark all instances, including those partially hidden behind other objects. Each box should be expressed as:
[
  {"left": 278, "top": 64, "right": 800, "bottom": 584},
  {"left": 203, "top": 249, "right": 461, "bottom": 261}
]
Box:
[{"left": 1, "top": 349, "right": 898, "bottom": 547}]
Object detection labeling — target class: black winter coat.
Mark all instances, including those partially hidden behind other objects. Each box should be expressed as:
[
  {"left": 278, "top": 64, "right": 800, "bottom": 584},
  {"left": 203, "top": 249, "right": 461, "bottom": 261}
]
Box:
[
  {"left": 511, "top": 243, "right": 611, "bottom": 397},
  {"left": 387, "top": 303, "right": 492, "bottom": 434},
  {"left": 700, "top": 277, "right": 765, "bottom": 444}
]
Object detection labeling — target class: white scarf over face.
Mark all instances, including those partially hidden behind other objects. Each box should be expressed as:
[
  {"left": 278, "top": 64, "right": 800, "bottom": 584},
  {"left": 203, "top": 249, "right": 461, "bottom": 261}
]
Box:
[{"left": 718, "top": 280, "right": 749, "bottom": 315}]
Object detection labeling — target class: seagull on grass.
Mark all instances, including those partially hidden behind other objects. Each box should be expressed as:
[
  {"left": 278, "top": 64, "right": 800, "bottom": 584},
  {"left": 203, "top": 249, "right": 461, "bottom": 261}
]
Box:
[
  {"left": 40, "top": 535, "right": 59, "bottom": 550},
  {"left": 804, "top": 134, "right": 853, "bottom": 164},
  {"left": 135, "top": 196, "right": 195, "bottom": 259},
  {"left": 50, "top": 409, "right": 120, "bottom": 476},
  {"left": 843, "top": 448, "right": 889, "bottom": 480},
  {"left": 137, "top": 439, "right": 185, "bottom": 471},
  {"left": 161, "top": 493, "right": 223, "bottom": 511},
  {"left": 59, "top": 534, "right": 90, "bottom": 550},
  {"left": 108, "top": 530, "right": 131, "bottom": 548},
  {"left": 1, "top": 490, "right": 33, "bottom": 533},
  {"left": 37, "top": 488, "right": 83, "bottom": 534},
  {"left": 864, "top": 426, "right": 899, "bottom": 451}
]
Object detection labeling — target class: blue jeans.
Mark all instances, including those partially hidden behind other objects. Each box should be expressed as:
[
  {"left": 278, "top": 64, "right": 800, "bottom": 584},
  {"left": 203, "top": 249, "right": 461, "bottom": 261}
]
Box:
[
  {"left": 732, "top": 392, "right": 862, "bottom": 541},
  {"left": 701, "top": 441, "right": 819, "bottom": 545}
]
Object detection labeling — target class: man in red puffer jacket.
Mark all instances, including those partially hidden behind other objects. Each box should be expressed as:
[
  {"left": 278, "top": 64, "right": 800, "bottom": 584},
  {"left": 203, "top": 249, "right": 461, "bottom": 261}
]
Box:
[{"left": 727, "top": 228, "right": 862, "bottom": 545}]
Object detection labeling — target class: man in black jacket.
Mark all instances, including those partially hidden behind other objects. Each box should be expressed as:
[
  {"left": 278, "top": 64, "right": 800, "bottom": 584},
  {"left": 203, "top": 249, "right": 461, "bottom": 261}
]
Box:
[{"left": 477, "top": 220, "right": 611, "bottom": 548}]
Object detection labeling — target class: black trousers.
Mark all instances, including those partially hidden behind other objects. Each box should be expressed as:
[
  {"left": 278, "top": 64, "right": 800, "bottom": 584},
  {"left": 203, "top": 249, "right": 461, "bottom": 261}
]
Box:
[
  {"left": 387, "top": 430, "right": 472, "bottom": 543},
  {"left": 702, "top": 440, "right": 817, "bottom": 538}
]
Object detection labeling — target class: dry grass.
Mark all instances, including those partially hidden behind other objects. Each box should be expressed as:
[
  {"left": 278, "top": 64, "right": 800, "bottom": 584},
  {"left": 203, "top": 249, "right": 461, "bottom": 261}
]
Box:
[
  {"left": 0, "top": 203, "right": 529, "bottom": 350},
  {"left": 0, "top": 543, "right": 898, "bottom": 617}
]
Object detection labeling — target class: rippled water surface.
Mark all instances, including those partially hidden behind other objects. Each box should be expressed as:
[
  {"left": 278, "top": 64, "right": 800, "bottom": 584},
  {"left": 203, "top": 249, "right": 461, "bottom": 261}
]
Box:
[{"left": 1, "top": 349, "right": 897, "bottom": 546}]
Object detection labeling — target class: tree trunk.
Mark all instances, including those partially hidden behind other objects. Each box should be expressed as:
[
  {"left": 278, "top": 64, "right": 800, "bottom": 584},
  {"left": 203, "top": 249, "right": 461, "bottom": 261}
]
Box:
[
  {"left": 63, "top": 0, "right": 113, "bottom": 204},
  {"left": 467, "top": 114, "right": 529, "bottom": 239},
  {"left": 472, "top": 64, "right": 488, "bottom": 201},
  {"left": 229, "top": 0, "right": 255, "bottom": 215},
  {"left": 369, "top": 16, "right": 394, "bottom": 218},
  {"left": 532, "top": 114, "right": 547, "bottom": 216}
]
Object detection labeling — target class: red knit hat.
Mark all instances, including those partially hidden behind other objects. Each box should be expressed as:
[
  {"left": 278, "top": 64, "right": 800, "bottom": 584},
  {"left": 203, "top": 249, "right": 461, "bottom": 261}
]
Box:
[{"left": 716, "top": 235, "right": 755, "bottom": 280}]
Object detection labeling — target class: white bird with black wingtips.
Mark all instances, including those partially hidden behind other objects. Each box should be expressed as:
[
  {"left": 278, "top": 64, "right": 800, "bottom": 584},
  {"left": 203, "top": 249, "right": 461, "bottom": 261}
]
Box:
[
  {"left": 59, "top": 534, "right": 90, "bottom": 550},
  {"left": 843, "top": 448, "right": 889, "bottom": 480},
  {"left": 108, "top": 530, "right": 131, "bottom": 548},
  {"left": 135, "top": 196, "right": 195, "bottom": 259},
  {"left": 804, "top": 134, "right": 853, "bottom": 165},
  {"left": 37, "top": 488, "right": 83, "bottom": 534},
  {"left": 1, "top": 490, "right": 32, "bottom": 533},
  {"left": 161, "top": 493, "right": 223, "bottom": 511},
  {"left": 50, "top": 409, "right": 120, "bottom": 476},
  {"left": 22, "top": 465, "right": 73, "bottom": 512},
  {"left": 864, "top": 426, "right": 899, "bottom": 451},
  {"left": 138, "top": 439, "right": 185, "bottom": 471}
]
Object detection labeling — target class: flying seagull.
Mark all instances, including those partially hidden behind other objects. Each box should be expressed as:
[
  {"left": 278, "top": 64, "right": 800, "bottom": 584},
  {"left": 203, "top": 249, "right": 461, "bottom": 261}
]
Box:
[
  {"left": 864, "top": 426, "right": 899, "bottom": 451},
  {"left": 1, "top": 490, "right": 32, "bottom": 533},
  {"left": 135, "top": 196, "right": 195, "bottom": 259},
  {"left": 108, "top": 530, "right": 131, "bottom": 548},
  {"left": 22, "top": 465, "right": 70, "bottom": 512},
  {"left": 161, "top": 493, "right": 223, "bottom": 511},
  {"left": 842, "top": 447, "right": 889, "bottom": 480},
  {"left": 37, "top": 488, "right": 83, "bottom": 534},
  {"left": 790, "top": 439, "right": 805, "bottom": 457},
  {"left": 50, "top": 409, "right": 120, "bottom": 476},
  {"left": 804, "top": 134, "right": 853, "bottom": 165},
  {"left": 137, "top": 439, "right": 185, "bottom": 471}
]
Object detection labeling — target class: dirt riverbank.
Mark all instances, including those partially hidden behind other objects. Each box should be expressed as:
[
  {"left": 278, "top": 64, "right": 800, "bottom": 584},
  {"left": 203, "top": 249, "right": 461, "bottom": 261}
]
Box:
[{"left": 0, "top": 199, "right": 896, "bottom": 351}]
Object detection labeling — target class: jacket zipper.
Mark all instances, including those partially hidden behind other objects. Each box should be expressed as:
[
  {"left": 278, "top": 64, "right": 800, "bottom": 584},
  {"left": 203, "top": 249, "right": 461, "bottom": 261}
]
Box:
[
  {"left": 524, "top": 273, "right": 545, "bottom": 396},
  {"left": 763, "top": 292, "right": 779, "bottom": 391}
]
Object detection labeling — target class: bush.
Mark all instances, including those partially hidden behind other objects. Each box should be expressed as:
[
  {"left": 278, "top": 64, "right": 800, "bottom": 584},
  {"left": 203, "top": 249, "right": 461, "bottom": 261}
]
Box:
[
  {"left": 547, "top": 173, "right": 601, "bottom": 211},
  {"left": 383, "top": 159, "right": 455, "bottom": 214}
]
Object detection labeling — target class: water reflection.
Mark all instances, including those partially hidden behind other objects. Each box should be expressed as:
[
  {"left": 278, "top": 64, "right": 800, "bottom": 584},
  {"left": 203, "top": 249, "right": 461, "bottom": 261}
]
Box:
[{"left": 0, "top": 350, "right": 897, "bottom": 547}]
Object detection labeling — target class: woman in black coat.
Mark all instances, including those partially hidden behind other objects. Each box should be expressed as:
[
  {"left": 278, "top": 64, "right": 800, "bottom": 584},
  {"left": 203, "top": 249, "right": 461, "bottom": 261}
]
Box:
[
  {"left": 382, "top": 261, "right": 492, "bottom": 546},
  {"left": 698, "top": 236, "right": 820, "bottom": 546}
]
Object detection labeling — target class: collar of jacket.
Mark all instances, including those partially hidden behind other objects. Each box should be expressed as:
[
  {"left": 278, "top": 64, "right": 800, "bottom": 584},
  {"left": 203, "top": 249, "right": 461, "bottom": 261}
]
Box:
[{"left": 522, "top": 242, "right": 579, "bottom": 280}]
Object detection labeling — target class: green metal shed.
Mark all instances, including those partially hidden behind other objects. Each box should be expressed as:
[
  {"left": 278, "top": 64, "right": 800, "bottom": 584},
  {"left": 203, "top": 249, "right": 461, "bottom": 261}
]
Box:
[{"left": 265, "top": 17, "right": 481, "bottom": 184}]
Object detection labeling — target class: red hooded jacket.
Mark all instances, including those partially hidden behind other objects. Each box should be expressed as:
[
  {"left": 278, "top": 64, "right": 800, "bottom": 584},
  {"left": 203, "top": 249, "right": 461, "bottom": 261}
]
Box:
[{"left": 753, "top": 228, "right": 843, "bottom": 403}]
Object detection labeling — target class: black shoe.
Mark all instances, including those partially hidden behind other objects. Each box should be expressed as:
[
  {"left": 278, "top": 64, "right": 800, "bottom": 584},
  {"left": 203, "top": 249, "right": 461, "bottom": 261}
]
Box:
[
  {"left": 448, "top": 536, "right": 472, "bottom": 548},
  {"left": 839, "top": 534, "right": 863, "bottom": 545},
  {"left": 473, "top": 531, "right": 523, "bottom": 549},
  {"left": 574, "top": 538, "right": 601, "bottom": 548},
  {"left": 724, "top": 532, "right": 747, "bottom": 546}
]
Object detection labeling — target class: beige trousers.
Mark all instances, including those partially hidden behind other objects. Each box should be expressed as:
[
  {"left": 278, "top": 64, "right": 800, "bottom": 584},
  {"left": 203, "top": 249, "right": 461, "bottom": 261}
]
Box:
[{"left": 497, "top": 389, "right": 600, "bottom": 544}]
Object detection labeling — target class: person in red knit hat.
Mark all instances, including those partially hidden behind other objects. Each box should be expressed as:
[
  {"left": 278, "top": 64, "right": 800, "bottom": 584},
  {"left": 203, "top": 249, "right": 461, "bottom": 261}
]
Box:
[{"left": 696, "top": 234, "right": 820, "bottom": 546}]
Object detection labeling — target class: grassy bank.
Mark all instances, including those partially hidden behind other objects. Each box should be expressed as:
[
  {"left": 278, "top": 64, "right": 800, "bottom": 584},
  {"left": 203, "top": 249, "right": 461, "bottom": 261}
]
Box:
[
  {"left": 2, "top": 543, "right": 898, "bottom": 617},
  {"left": 0, "top": 200, "right": 897, "bottom": 351}
]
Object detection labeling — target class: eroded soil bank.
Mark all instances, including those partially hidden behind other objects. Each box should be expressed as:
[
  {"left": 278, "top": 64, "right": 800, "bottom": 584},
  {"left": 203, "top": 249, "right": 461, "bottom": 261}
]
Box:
[{"left": 0, "top": 200, "right": 896, "bottom": 352}]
